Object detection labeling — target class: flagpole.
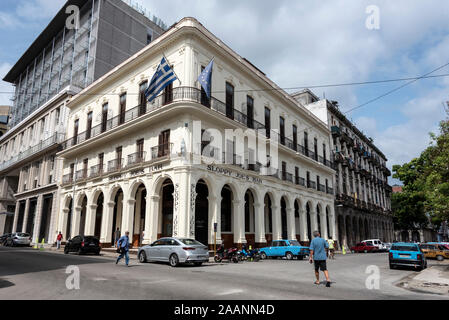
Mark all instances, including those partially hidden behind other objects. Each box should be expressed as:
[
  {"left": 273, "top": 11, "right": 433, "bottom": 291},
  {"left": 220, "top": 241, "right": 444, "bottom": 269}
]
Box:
[{"left": 162, "top": 53, "right": 182, "bottom": 86}]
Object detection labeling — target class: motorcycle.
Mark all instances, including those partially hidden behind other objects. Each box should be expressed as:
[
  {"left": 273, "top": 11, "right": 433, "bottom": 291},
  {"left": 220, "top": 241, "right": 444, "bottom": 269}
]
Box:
[
  {"left": 214, "top": 245, "right": 239, "bottom": 263},
  {"left": 238, "top": 245, "right": 261, "bottom": 262}
]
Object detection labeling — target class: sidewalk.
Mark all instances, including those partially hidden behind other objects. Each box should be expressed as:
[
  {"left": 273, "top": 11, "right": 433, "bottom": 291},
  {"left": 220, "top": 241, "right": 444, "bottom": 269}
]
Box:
[{"left": 398, "top": 262, "right": 449, "bottom": 295}]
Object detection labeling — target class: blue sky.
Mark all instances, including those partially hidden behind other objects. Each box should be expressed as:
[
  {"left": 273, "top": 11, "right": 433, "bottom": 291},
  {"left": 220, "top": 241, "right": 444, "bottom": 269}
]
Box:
[{"left": 1, "top": 0, "right": 449, "bottom": 185}]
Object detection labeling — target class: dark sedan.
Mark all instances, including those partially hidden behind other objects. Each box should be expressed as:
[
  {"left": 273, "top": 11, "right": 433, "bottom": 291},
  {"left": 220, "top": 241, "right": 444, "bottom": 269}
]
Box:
[{"left": 64, "top": 235, "right": 101, "bottom": 255}]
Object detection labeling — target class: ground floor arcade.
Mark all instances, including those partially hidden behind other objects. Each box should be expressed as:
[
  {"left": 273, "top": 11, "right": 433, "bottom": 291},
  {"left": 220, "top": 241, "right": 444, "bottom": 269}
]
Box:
[{"left": 58, "top": 166, "right": 336, "bottom": 249}]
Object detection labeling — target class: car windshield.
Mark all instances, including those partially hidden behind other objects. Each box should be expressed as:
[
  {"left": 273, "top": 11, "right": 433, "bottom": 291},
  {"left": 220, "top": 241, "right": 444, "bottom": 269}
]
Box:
[
  {"left": 392, "top": 245, "right": 418, "bottom": 252},
  {"left": 16, "top": 233, "right": 29, "bottom": 237},
  {"left": 178, "top": 239, "right": 202, "bottom": 246},
  {"left": 289, "top": 240, "right": 300, "bottom": 246}
]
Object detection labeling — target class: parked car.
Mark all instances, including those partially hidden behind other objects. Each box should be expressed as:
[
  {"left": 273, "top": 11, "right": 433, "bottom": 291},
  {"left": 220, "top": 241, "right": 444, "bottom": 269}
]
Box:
[
  {"left": 383, "top": 243, "right": 392, "bottom": 251},
  {"left": 5, "top": 233, "right": 31, "bottom": 247},
  {"left": 389, "top": 242, "right": 427, "bottom": 270},
  {"left": 363, "top": 239, "right": 386, "bottom": 251},
  {"left": 0, "top": 233, "right": 11, "bottom": 246},
  {"left": 138, "top": 238, "right": 209, "bottom": 267},
  {"left": 64, "top": 235, "right": 101, "bottom": 255},
  {"left": 419, "top": 243, "right": 449, "bottom": 261},
  {"left": 428, "top": 242, "right": 449, "bottom": 250},
  {"left": 259, "top": 240, "right": 309, "bottom": 260},
  {"left": 351, "top": 242, "right": 379, "bottom": 253}
]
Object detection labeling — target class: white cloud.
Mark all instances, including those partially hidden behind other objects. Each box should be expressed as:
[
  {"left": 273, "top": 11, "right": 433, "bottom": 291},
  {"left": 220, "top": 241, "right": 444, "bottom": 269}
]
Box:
[{"left": 0, "top": 63, "right": 13, "bottom": 106}]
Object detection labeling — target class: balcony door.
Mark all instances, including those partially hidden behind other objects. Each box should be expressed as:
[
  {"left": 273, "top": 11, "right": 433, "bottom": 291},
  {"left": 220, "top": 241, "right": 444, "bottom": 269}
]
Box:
[
  {"left": 158, "top": 130, "right": 170, "bottom": 157},
  {"left": 101, "top": 103, "right": 108, "bottom": 133},
  {"left": 86, "top": 112, "right": 92, "bottom": 139},
  {"left": 225, "top": 82, "right": 234, "bottom": 120},
  {"left": 139, "top": 81, "right": 148, "bottom": 116}
]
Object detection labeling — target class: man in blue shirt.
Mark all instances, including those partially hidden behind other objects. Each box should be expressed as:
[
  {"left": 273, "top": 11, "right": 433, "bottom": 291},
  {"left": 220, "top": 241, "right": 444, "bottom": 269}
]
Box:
[
  {"left": 116, "top": 231, "right": 130, "bottom": 267},
  {"left": 309, "top": 231, "right": 331, "bottom": 287}
]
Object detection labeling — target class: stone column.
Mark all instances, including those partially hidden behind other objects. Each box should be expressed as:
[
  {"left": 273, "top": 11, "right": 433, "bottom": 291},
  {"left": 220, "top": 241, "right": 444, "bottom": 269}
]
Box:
[
  {"left": 321, "top": 212, "right": 329, "bottom": 240},
  {"left": 22, "top": 199, "right": 30, "bottom": 233},
  {"left": 233, "top": 199, "right": 246, "bottom": 244},
  {"left": 271, "top": 204, "right": 281, "bottom": 241},
  {"left": 12, "top": 202, "right": 21, "bottom": 233},
  {"left": 254, "top": 202, "right": 266, "bottom": 245},
  {"left": 32, "top": 195, "right": 44, "bottom": 244},
  {"left": 142, "top": 195, "right": 154, "bottom": 245},
  {"left": 144, "top": 195, "right": 159, "bottom": 244},
  {"left": 299, "top": 209, "right": 308, "bottom": 242},
  {"left": 121, "top": 199, "right": 136, "bottom": 236},
  {"left": 287, "top": 206, "right": 295, "bottom": 240},
  {"left": 310, "top": 207, "right": 318, "bottom": 235},
  {"left": 208, "top": 196, "right": 222, "bottom": 246},
  {"left": 61, "top": 208, "right": 70, "bottom": 241},
  {"left": 85, "top": 204, "right": 98, "bottom": 236},
  {"left": 71, "top": 206, "right": 82, "bottom": 239},
  {"left": 101, "top": 201, "right": 115, "bottom": 244}
]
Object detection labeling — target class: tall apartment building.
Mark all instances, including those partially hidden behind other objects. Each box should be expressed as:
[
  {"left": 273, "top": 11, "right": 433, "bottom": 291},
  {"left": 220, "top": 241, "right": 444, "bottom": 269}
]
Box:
[
  {"left": 56, "top": 17, "right": 336, "bottom": 250},
  {"left": 0, "top": 0, "right": 166, "bottom": 242},
  {"left": 293, "top": 89, "right": 394, "bottom": 248}
]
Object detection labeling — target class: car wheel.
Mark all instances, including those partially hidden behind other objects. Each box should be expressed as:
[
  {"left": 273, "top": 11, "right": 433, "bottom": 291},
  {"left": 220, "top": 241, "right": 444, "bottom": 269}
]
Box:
[
  {"left": 214, "top": 256, "right": 222, "bottom": 263},
  {"left": 169, "top": 254, "right": 179, "bottom": 267},
  {"left": 138, "top": 251, "right": 147, "bottom": 263},
  {"left": 286, "top": 252, "right": 293, "bottom": 260},
  {"left": 260, "top": 252, "right": 267, "bottom": 260},
  {"left": 232, "top": 256, "right": 239, "bottom": 263},
  {"left": 64, "top": 246, "right": 69, "bottom": 254},
  {"left": 437, "top": 255, "right": 444, "bottom": 262}
]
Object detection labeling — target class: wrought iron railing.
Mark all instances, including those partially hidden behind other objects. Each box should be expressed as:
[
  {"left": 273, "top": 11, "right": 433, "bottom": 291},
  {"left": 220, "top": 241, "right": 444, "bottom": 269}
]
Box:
[
  {"left": 108, "top": 158, "right": 123, "bottom": 173},
  {"left": 127, "top": 151, "right": 146, "bottom": 166}
]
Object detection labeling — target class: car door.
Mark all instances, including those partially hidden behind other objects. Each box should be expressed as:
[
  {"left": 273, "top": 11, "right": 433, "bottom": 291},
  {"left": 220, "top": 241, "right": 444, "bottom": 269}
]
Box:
[
  {"left": 147, "top": 240, "right": 163, "bottom": 261},
  {"left": 71, "top": 236, "right": 81, "bottom": 251},
  {"left": 159, "top": 239, "right": 176, "bottom": 261},
  {"left": 266, "top": 241, "right": 277, "bottom": 257},
  {"left": 278, "top": 241, "right": 288, "bottom": 256}
]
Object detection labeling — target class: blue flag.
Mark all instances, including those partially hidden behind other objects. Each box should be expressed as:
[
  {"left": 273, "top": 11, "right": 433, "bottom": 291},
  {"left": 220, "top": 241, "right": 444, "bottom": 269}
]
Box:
[
  {"left": 198, "top": 59, "right": 214, "bottom": 98},
  {"left": 145, "top": 57, "right": 178, "bottom": 103}
]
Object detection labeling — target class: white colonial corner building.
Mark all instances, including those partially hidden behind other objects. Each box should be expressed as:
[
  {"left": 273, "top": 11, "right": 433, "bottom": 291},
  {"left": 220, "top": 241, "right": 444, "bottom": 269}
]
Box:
[{"left": 56, "top": 17, "right": 337, "bottom": 249}]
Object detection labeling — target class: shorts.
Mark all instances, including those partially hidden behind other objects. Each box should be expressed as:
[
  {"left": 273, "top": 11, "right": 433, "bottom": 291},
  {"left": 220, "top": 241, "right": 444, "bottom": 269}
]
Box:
[{"left": 314, "top": 260, "right": 327, "bottom": 272}]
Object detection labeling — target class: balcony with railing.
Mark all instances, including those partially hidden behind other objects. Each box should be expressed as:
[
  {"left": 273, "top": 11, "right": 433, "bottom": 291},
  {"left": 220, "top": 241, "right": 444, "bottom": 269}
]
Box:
[
  {"left": 75, "top": 169, "right": 88, "bottom": 182},
  {"left": 295, "top": 176, "right": 305, "bottom": 187},
  {"left": 61, "top": 86, "right": 335, "bottom": 171},
  {"left": 151, "top": 143, "right": 173, "bottom": 161},
  {"left": 307, "top": 180, "right": 316, "bottom": 189},
  {"left": 90, "top": 165, "right": 104, "bottom": 179},
  {"left": 318, "top": 184, "right": 326, "bottom": 193},
  {"left": 62, "top": 173, "right": 73, "bottom": 186},
  {"left": 326, "top": 186, "right": 334, "bottom": 195},
  {"left": 331, "top": 126, "right": 341, "bottom": 137},
  {"left": 0, "top": 133, "right": 64, "bottom": 173},
  {"left": 127, "top": 152, "right": 146, "bottom": 167},
  {"left": 108, "top": 159, "right": 123, "bottom": 174},
  {"left": 281, "top": 171, "right": 293, "bottom": 183}
]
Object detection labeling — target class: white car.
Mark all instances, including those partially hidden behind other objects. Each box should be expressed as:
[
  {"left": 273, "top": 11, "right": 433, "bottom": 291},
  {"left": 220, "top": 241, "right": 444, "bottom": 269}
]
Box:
[{"left": 363, "top": 239, "right": 386, "bottom": 251}]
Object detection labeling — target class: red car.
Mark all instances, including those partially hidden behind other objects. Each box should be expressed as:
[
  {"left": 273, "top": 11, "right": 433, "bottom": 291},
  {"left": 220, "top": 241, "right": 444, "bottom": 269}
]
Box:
[{"left": 351, "top": 241, "right": 379, "bottom": 253}]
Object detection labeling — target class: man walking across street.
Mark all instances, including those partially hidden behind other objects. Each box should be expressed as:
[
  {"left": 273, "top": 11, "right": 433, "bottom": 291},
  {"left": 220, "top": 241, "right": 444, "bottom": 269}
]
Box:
[
  {"left": 56, "top": 232, "right": 63, "bottom": 250},
  {"left": 309, "top": 231, "right": 332, "bottom": 287},
  {"left": 116, "top": 231, "right": 130, "bottom": 267}
]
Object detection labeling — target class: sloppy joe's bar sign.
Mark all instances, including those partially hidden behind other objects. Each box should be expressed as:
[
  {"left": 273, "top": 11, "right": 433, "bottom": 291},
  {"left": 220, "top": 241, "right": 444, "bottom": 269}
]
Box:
[{"left": 207, "top": 165, "right": 262, "bottom": 184}]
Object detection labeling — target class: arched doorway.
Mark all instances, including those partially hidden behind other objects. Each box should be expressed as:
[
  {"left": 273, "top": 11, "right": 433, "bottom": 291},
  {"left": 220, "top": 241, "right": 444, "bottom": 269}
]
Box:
[
  {"left": 94, "top": 193, "right": 104, "bottom": 239},
  {"left": 345, "top": 216, "right": 352, "bottom": 247},
  {"left": 221, "top": 185, "right": 233, "bottom": 248},
  {"left": 245, "top": 190, "right": 255, "bottom": 246},
  {"left": 264, "top": 194, "right": 273, "bottom": 244},
  {"left": 195, "top": 180, "right": 209, "bottom": 246},
  {"left": 359, "top": 218, "right": 364, "bottom": 241},
  {"left": 294, "top": 200, "right": 300, "bottom": 241},
  {"left": 66, "top": 198, "right": 73, "bottom": 239},
  {"left": 133, "top": 184, "right": 147, "bottom": 247},
  {"left": 306, "top": 203, "right": 312, "bottom": 241},
  {"left": 326, "top": 206, "right": 331, "bottom": 240},
  {"left": 160, "top": 179, "right": 174, "bottom": 238},
  {"left": 280, "top": 197, "right": 288, "bottom": 240},
  {"left": 401, "top": 230, "right": 409, "bottom": 242},
  {"left": 111, "top": 188, "right": 124, "bottom": 245},
  {"left": 365, "top": 219, "right": 370, "bottom": 239}
]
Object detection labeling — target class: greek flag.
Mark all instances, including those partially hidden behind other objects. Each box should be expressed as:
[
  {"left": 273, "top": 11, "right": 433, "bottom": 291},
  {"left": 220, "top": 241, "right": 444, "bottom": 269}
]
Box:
[
  {"left": 198, "top": 59, "right": 214, "bottom": 98},
  {"left": 145, "top": 57, "right": 178, "bottom": 103}
]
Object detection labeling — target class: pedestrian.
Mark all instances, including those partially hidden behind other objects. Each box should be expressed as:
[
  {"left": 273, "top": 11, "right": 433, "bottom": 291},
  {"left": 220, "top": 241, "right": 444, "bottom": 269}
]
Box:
[
  {"left": 116, "top": 231, "right": 130, "bottom": 267},
  {"left": 309, "top": 231, "right": 332, "bottom": 287},
  {"left": 56, "top": 232, "right": 63, "bottom": 250},
  {"left": 327, "top": 237, "right": 335, "bottom": 259},
  {"left": 114, "top": 227, "right": 121, "bottom": 248}
]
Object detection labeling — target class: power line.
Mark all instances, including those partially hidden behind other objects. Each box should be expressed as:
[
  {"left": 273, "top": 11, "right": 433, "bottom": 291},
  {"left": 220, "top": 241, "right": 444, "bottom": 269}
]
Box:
[{"left": 1, "top": 72, "right": 449, "bottom": 97}]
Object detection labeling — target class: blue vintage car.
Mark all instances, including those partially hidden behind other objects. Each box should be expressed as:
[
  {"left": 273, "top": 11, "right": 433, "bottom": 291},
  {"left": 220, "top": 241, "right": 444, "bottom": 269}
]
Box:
[
  {"left": 260, "top": 240, "right": 309, "bottom": 260},
  {"left": 389, "top": 242, "right": 427, "bottom": 270}
]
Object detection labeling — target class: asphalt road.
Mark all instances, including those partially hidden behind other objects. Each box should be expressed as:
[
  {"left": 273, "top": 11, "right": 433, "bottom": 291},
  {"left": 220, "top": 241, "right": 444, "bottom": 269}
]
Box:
[{"left": 0, "top": 246, "right": 447, "bottom": 300}]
